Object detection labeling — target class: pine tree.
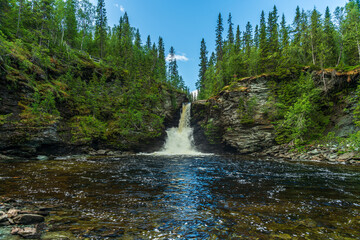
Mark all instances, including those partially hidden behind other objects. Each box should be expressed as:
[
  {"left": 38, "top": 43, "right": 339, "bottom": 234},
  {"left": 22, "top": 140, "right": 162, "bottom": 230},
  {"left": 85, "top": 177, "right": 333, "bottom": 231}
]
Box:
[
  {"left": 235, "top": 25, "right": 241, "bottom": 53},
  {"left": 334, "top": 6, "right": 345, "bottom": 66},
  {"left": 95, "top": 0, "right": 107, "bottom": 58},
  {"left": 134, "top": 29, "right": 141, "bottom": 49},
  {"left": 0, "top": 0, "right": 10, "bottom": 34},
  {"left": 197, "top": 38, "right": 208, "bottom": 91},
  {"left": 36, "top": 0, "right": 55, "bottom": 48},
  {"left": 65, "top": 0, "right": 78, "bottom": 47},
  {"left": 259, "top": 11, "right": 267, "bottom": 73},
  {"left": 309, "top": 8, "right": 322, "bottom": 65},
  {"left": 215, "top": 13, "right": 224, "bottom": 62},
  {"left": 244, "top": 21, "right": 253, "bottom": 58},
  {"left": 227, "top": 13, "right": 234, "bottom": 44},
  {"left": 267, "top": 6, "right": 279, "bottom": 55},
  {"left": 343, "top": 1, "right": 360, "bottom": 65},
  {"left": 254, "top": 25, "right": 259, "bottom": 49},
  {"left": 292, "top": 6, "right": 302, "bottom": 46},
  {"left": 146, "top": 35, "right": 151, "bottom": 50},
  {"left": 279, "top": 14, "right": 289, "bottom": 50},
  {"left": 157, "top": 36, "right": 166, "bottom": 82},
  {"left": 168, "top": 46, "right": 180, "bottom": 87},
  {"left": 323, "top": 6, "right": 337, "bottom": 66},
  {"left": 78, "top": 0, "right": 95, "bottom": 51}
]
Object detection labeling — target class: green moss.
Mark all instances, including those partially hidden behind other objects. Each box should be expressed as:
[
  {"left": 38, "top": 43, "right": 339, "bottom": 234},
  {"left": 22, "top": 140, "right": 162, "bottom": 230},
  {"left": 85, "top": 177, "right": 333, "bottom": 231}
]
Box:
[
  {"left": 202, "top": 120, "right": 222, "bottom": 144},
  {"left": 237, "top": 96, "right": 258, "bottom": 125},
  {"left": 0, "top": 113, "right": 12, "bottom": 125},
  {"left": 70, "top": 116, "right": 106, "bottom": 144}
]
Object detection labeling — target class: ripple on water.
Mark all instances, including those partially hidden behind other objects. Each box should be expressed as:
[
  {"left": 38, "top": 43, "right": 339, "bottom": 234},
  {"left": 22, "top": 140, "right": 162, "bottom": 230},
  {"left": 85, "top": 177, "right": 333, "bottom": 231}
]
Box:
[{"left": 0, "top": 155, "right": 359, "bottom": 239}]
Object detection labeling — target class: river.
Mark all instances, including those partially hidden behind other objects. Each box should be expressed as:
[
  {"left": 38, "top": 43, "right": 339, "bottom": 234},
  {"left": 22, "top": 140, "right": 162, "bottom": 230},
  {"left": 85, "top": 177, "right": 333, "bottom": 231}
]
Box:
[{"left": 0, "top": 155, "right": 359, "bottom": 239}]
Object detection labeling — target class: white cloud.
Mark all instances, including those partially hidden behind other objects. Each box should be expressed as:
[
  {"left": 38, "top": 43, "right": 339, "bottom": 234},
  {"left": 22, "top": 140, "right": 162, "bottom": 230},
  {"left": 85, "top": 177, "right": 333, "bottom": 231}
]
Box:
[
  {"left": 114, "top": 3, "right": 125, "bottom": 12},
  {"left": 166, "top": 54, "right": 189, "bottom": 62}
]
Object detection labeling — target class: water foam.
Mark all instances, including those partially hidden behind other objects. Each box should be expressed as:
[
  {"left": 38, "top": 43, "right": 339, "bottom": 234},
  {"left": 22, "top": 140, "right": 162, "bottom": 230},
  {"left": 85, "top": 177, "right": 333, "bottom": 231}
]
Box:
[{"left": 152, "top": 103, "right": 208, "bottom": 156}]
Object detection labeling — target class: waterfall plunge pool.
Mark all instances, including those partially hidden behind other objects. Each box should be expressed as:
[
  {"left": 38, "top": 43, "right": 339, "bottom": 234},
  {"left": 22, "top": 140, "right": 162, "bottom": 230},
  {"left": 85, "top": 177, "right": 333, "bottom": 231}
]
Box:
[{"left": 0, "top": 155, "right": 359, "bottom": 239}]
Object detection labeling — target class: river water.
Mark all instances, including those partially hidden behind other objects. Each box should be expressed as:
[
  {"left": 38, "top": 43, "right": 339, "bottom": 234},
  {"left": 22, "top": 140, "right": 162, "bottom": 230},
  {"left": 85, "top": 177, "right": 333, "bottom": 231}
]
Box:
[{"left": 0, "top": 155, "right": 359, "bottom": 239}]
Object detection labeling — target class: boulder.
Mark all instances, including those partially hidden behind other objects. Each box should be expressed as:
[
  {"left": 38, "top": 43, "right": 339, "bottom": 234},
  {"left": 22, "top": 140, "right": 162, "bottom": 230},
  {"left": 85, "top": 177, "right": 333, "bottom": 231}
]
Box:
[
  {"left": 11, "top": 227, "right": 40, "bottom": 239},
  {"left": 7, "top": 208, "right": 20, "bottom": 218},
  {"left": 13, "top": 214, "right": 44, "bottom": 225},
  {"left": 338, "top": 152, "right": 356, "bottom": 161}
]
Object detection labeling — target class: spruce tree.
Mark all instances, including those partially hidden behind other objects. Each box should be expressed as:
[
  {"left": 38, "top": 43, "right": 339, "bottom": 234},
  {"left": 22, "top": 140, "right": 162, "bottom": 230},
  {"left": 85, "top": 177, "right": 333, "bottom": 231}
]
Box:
[
  {"left": 168, "top": 46, "right": 180, "bottom": 88},
  {"left": 197, "top": 38, "right": 208, "bottom": 91},
  {"left": 227, "top": 13, "right": 234, "bottom": 44},
  {"left": 259, "top": 11, "right": 267, "bottom": 73},
  {"left": 309, "top": 8, "right": 322, "bottom": 65},
  {"left": 254, "top": 25, "right": 259, "bottom": 49},
  {"left": 65, "top": 0, "right": 78, "bottom": 47},
  {"left": 134, "top": 29, "right": 141, "bottom": 49},
  {"left": 323, "top": 6, "right": 337, "bottom": 66},
  {"left": 157, "top": 37, "right": 166, "bottom": 82},
  {"left": 235, "top": 25, "right": 241, "bottom": 53},
  {"left": 146, "top": 35, "right": 151, "bottom": 50},
  {"left": 279, "top": 14, "right": 289, "bottom": 50},
  {"left": 95, "top": 0, "right": 107, "bottom": 58},
  {"left": 244, "top": 21, "right": 253, "bottom": 58},
  {"left": 215, "top": 13, "right": 224, "bottom": 62}
]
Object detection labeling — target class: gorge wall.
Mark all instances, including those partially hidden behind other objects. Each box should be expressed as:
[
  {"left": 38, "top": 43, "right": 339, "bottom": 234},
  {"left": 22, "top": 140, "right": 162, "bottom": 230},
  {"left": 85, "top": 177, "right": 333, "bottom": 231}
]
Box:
[{"left": 191, "top": 68, "right": 360, "bottom": 154}]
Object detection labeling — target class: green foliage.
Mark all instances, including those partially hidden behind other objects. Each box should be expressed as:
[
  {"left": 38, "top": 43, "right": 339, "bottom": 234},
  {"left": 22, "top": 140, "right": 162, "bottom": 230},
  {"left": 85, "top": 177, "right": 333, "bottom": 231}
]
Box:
[
  {"left": 273, "top": 73, "right": 330, "bottom": 145},
  {"left": 71, "top": 116, "right": 106, "bottom": 143},
  {"left": 238, "top": 96, "right": 258, "bottom": 124},
  {"left": 202, "top": 120, "right": 222, "bottom": 144},
  {"left": 0, "top": 2, "right": 185, "bottom": 150},
  {"left": 32, "top": 90, "right": 59, "bottom": 116},
  {"left": 0, "top": 114, "right": 12, "bottom": 125},
  {"left": 197, "top": 2, "right": 360, "bottom": 99}
]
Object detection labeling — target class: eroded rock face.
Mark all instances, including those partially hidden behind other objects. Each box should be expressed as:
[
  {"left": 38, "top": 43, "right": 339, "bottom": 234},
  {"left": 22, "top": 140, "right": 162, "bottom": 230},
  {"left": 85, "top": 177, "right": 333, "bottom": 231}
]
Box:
[
  {"left": 192, "top": 76, "right": 275, "bottom": 154},
  {"left": 192, "top": 69, "right": 360, "bottom": 154},
  {"left": 0, "top": 78, "right": 187, "bottom": 156}
]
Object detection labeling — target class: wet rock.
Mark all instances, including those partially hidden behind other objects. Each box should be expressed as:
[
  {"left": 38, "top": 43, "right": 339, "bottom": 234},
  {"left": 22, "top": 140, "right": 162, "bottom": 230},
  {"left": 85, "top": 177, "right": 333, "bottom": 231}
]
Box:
[
  {"left": 308, "top": 149, "right": 321, "bottom": 155},
  {"left": 7, "top": 209, "right": 20, "bottom": 218},
  {"left": 349, "top": 160, "right": 360, "bottom": 164},
  {"left": 0, "top": 154, "right": 13, "bottom": 160},
  {"left": 0, "top": 212, "right": 8, "bottom": 222},
  {"left": 36, "top": 155, "right": 49, "bottom": 161},
  {"left": 0, "top": 220, "right": 10, "bottom": 226},
  {"left": 311, "top": 154, "right": 325, "bottom": 161},
  {"left": 96, "top": 149, "right": 107, "bottom": 155},
  {"left": 338, "top": 152, "right": 355, "bottom": 161},
  {"left": 13, "top": 214, "right": 45, "bottom": 225},
  {"left": 41, "top": 231, "right": 76, "bottom": 240},
  {"left": 11, "top": 227, "right": 40, "bottom": 239}
]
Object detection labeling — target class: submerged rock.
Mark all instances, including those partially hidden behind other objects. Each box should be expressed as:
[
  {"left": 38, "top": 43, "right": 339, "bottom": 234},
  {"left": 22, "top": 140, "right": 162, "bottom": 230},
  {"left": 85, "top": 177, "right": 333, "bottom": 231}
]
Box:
[
  {"left": 41, "top": 231, "right": 76, "bottom": 240},
  {"left": 36, "top": 155, "right": 49, "bottom": 161},
  {"left": 11, "top": 227, "right": 40, "bottom": 239},
  {"left": 13, "top": 214, "right": 45, "bottom": 225}
]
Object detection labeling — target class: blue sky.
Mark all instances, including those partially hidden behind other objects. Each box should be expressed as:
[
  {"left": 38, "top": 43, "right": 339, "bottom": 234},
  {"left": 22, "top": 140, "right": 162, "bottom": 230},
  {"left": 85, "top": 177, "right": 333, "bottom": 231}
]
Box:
[{"left": 92, "top": 0, "right": 348, "bottom": 91}]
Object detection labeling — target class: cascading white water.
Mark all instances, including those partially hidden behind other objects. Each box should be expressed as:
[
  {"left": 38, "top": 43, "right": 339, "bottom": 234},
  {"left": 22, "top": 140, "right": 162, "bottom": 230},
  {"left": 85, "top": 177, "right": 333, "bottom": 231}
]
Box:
[{"left": 153, "top": 103, "right": 203, "bottom": 155}]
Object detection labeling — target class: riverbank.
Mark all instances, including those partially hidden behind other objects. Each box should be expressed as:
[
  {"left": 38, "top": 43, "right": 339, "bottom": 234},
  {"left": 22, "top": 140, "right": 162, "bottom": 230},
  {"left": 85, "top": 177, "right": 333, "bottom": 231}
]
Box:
[{"left": 255, "top": 144, "right": 360, "bottom": 166}]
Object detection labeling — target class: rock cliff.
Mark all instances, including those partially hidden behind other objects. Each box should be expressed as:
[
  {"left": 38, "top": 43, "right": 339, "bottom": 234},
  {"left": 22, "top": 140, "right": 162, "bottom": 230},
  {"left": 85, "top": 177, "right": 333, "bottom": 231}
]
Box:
[
  {"left": 192, "top": 69, "right": 360, "bottom": 154},
  {"left": 0, "top": 81, "right": 187, "bottom": 157}
]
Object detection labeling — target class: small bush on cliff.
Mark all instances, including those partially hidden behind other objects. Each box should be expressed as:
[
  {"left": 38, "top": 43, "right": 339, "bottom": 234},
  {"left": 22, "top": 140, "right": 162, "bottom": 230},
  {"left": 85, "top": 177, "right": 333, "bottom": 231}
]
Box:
[
  {"left": 237, "top": 96, "right": 258, "bottom": 124},
  {"left": 274, "top": 73, "right": 330, "bottom": 145}
]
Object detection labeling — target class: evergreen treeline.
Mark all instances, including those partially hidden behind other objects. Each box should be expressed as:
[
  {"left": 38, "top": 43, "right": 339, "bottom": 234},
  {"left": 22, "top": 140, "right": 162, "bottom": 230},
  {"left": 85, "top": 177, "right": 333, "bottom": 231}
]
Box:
[
  {"left": 0, "top": 0, "right": 186, "bottom": 148},
  {"left": 0, "top": 0, "right": 186, "bottom": 90},
  {"left": 197, "top": 1, "right": 360, "bottom": 99}
]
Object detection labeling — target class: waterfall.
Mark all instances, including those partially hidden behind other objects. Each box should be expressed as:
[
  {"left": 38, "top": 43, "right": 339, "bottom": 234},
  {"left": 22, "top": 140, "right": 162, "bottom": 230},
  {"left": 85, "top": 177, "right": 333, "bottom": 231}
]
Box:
[{"left": 153, "top": 103, "right": 203, "bottom": 155}]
